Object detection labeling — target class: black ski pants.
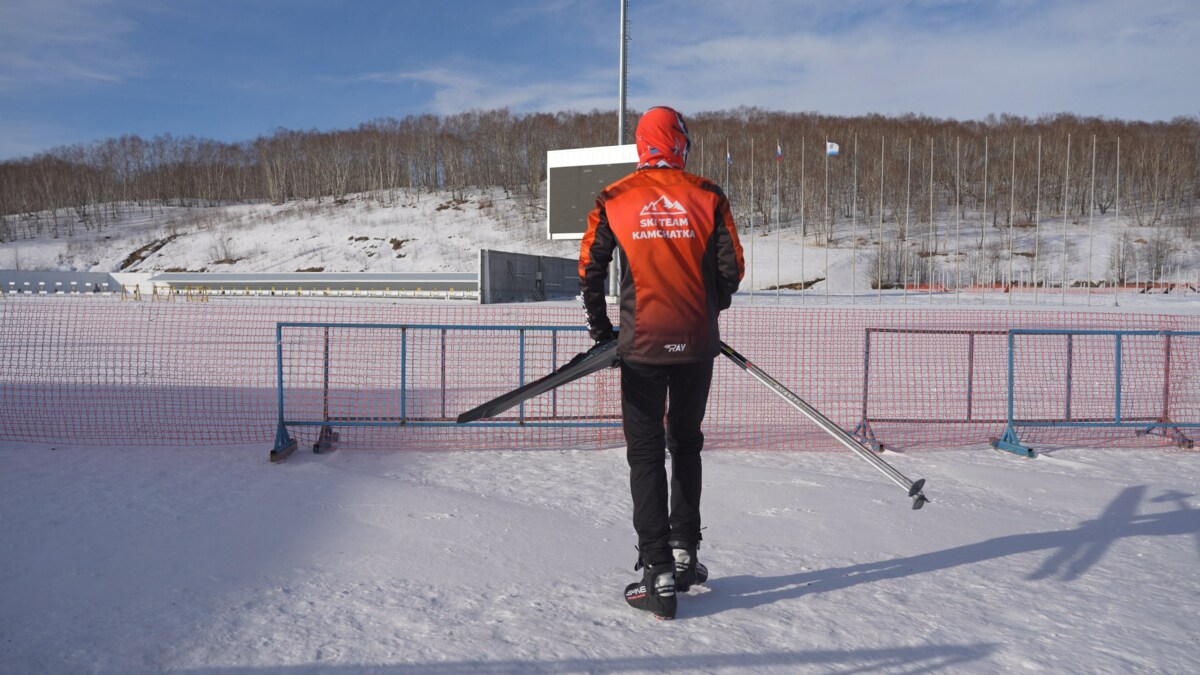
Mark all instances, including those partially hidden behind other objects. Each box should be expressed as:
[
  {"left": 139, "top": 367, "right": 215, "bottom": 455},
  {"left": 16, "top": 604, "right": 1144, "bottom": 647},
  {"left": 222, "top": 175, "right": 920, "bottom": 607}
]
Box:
[{"left": 620, "top": 358, "right": 713, "bottom": 567}]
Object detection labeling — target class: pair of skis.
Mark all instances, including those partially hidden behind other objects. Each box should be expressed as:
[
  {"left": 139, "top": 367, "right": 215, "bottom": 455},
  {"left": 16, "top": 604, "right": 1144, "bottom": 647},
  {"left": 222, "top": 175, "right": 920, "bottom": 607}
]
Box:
[{"left": 457, "top": 339, "right": 929, "bottom": 510}]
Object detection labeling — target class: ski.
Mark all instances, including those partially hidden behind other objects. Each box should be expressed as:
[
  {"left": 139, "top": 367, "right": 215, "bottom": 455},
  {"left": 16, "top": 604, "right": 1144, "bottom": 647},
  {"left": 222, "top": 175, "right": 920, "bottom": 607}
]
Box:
[
  {"left": 457, "top": 339, "right": 620, "bottom": 424},
  {"left": 720, "top": 341, "right": 930, "bottom": 510}
]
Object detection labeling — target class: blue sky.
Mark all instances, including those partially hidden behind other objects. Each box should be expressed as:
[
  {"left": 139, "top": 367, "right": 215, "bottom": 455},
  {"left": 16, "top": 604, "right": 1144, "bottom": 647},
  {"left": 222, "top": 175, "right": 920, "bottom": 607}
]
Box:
[{"left": 1, "top": 0, "right": 1197, "bottom": 159}]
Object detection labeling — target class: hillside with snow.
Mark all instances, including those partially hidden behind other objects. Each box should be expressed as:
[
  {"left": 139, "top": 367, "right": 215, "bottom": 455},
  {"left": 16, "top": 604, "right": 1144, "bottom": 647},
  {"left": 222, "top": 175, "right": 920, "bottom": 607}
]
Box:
[
  {"left": 2, "top": 186, "right": 1198, "bottom": 297},
  {"left": 0, "top": 190, "right": 576, "bottom": 276}
]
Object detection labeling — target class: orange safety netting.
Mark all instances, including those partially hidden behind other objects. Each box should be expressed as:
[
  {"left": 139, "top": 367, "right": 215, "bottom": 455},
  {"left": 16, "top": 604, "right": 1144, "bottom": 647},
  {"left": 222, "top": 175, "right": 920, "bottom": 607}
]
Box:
[{"left": 2, "top": 296, "right": 1197, "bottom": 453}]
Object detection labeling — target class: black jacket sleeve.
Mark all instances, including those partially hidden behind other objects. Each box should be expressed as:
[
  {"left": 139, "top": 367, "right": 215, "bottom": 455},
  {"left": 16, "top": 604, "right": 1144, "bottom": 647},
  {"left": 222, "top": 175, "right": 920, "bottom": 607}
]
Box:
[
  {"left": 712, "top": 190, "right": 742, "bottom": 311},
  {"left": 579, "top": 201, "right": 616, "bottom": 341}
]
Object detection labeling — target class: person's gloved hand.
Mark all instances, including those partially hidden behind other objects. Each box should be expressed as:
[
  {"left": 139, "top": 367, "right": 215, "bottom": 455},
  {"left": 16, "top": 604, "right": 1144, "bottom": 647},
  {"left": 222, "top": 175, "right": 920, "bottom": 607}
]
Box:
[{"left": 590, "top": 324, "right": 616, "bottom": 343}]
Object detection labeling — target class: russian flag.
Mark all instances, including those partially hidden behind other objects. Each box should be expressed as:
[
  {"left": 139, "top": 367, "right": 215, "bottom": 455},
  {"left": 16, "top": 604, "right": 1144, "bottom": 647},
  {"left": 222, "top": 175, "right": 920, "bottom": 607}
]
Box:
[
  {"left": 776, "top": 143, "right": 782, "bottom": 161},
  {"left": 726, "top": 149, "right": 733, "bottom": 165},
  {"left": 826, "top": 141, "right": 840, "bottom": 157}
]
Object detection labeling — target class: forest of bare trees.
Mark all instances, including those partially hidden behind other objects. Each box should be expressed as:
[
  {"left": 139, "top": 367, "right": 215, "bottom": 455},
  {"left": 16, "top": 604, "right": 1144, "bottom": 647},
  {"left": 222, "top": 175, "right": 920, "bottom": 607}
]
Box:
[
  {"left": 0, "top": 110, "right": 617, "bottom": 240},
  {"left": 2, "top": 108, "right": 1198, "bottom": 273}
]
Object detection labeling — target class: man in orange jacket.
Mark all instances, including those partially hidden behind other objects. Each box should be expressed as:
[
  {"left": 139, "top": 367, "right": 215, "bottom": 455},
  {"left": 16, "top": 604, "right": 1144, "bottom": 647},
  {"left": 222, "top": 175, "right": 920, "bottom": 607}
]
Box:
[{"left": 579, "top": 106, "right": 744, "bottom": 620}]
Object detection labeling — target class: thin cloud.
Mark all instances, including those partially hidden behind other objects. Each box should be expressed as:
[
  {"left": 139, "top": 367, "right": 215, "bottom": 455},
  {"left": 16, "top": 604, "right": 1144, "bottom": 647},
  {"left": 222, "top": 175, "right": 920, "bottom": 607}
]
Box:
[
  {"left": 0, "top": 0, "right": 143, "bottom": 93},
  {"left": 622, "top": 0, "right": 1200, "bottom": 120},
  {"left": 361, "top": 0, "right": 1199, "bottom": 122},
  {"left": 363, "top": 65, "right": 617, "bottom": 115},
  {"left": 493, "top": 0, "right": 593, "bottom": 26}
]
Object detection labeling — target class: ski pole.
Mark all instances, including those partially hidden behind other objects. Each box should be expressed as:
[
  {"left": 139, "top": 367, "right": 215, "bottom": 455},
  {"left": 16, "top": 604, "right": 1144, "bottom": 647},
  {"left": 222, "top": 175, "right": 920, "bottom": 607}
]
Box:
[{"left": 720, "top": 341, "right": 930, "bottom": 510}]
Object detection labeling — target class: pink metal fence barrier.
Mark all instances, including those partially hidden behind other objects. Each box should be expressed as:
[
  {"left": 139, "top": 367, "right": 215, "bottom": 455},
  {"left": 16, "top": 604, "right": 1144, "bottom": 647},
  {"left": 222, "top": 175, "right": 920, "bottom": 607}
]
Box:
[{"left": 2, "top": 296, "right": 1198, "bottom": 452}]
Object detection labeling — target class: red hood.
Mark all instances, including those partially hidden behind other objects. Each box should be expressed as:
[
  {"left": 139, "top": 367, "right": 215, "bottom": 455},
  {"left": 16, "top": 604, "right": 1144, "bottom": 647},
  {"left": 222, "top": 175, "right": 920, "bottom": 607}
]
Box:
[{"left": 635, "top": 106, "right": 690, "bottom": 169}]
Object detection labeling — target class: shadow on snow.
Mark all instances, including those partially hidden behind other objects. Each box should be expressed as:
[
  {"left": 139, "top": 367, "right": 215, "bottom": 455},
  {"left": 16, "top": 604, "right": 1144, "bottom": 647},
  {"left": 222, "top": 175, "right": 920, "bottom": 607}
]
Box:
[
  {"left": 697, "top": 485, "right": 1199, "bottom": 617},
  {"left": 181, "top": 642, "right": 999, "bottom": 674}
]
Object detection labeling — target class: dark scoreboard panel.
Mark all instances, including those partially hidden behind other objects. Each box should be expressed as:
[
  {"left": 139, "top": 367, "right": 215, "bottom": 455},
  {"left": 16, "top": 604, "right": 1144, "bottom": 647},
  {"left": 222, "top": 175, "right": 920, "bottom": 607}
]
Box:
[
  {"left": 546, "top": 145, "right": 637, "bottom": 240},
  {"left": 547, "top": 163, "right": 636, "bottom": 239}
]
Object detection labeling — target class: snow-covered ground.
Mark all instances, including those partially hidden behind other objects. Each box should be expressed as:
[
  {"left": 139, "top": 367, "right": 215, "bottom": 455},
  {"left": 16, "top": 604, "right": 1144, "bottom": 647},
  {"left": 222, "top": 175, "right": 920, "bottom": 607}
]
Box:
[{"left": 2, "top": 442, "right": 1198, "bottom": 673}]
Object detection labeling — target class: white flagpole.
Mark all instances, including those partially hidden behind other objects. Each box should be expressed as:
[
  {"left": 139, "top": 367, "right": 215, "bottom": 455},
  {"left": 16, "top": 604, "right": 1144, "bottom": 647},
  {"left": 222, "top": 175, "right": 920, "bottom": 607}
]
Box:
[
  {"left": 929, "top": 136, "right": 935, "bottom": 303},
  {"left": 750, "top": 137, "right": 755, "bottom": 304},
  {"left": 776, "top": 140, "right": 781, "bottom": 303},
  {"left": 725, "top": 139, "right": 730, "bottom": 187},
  {"left": 903, "top": 137, "right": 911, "bottom": 304},
  {"left": 1115, "top": 136, "right": 1121, "bottom": 225},
  {"left": 982, "top": 136, "right": 988, "bottom": 303},
  {"left": 878, "top": 136, "right": 884, "bottom": 304},
  {"left": 1088, "top": 134, "right": 1096, "bottom": 306},
  {"left": 1008, "top": 137, "right": 1016, "bottom": 305},
  {"left": 824, "top": 138, "right": 830, "bottom": 303},
  {"left": 1061, "top": 134, "right": 1071, "bottom": 305},
  {"left": 1117, "top": 235, "right": 1124, "bottom": 306},
  {"left": 1034, "top": 135, "right": 1042, "bottom": 304},
  {"left": 801, "top": 137, "right": 806, "bottom": 302},
  {"left": 955, "top": 137, "right": 961, "bottom": 303},
  {"left": 1115, "top": 135, "right": 1120, "bottom": 306},
  {"left": 852, "top": 134, "right": 858, "bottom": 304}
]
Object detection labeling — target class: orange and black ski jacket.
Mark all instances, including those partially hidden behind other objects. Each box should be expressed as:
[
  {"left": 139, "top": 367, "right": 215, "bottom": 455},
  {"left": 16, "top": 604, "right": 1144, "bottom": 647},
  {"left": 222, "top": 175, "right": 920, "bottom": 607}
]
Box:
[{"left": 579, "top": 167, "right": 745, "bottom": 365}]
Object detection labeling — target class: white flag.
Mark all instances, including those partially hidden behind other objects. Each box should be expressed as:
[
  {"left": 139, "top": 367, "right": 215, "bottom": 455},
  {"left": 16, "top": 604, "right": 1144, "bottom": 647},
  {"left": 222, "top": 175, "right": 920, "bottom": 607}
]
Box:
[{"left": 826, "top": 141, "right": 840, "bottom": 157}]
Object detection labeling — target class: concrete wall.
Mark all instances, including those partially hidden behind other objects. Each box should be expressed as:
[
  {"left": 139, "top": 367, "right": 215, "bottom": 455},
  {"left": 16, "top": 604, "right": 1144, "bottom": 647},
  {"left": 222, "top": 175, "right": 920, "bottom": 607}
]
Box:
[{"left": 479, "top": 250, "right": 578, "bottom": 304}]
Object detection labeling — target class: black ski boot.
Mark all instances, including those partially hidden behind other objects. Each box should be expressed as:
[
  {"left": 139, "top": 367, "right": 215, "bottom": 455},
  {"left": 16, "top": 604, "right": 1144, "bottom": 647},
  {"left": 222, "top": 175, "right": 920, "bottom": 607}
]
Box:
[
  {"left": 624, "top": 560, "right": 677, "bottom": 620},
  {"left": 670, "top": 540, "right": 709, "bottom": 592}
]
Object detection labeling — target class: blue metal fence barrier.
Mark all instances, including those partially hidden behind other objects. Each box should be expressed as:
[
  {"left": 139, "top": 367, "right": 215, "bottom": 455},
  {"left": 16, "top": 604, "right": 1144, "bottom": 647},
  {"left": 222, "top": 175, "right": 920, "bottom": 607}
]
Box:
[
  {"left": 993, "top": 329, "right": 1199, "bottom": 457},
  {"left": 271, "top": 322, "right": 619, "bottom": 460}
]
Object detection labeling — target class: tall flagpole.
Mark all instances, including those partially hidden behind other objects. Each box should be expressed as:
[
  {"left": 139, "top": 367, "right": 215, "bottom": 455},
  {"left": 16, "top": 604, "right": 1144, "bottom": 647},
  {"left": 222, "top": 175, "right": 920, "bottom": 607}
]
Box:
[
  {"left": 725, "top": 139, "right": 730, "bottom": 188},
  {"left": 776, "top": 140, "right": 782, "bottom": 303},
  {"left": 878, "top": 136, "right": 884, "bottom": 303},
  {"left": 800, "top": 138, "right": 806, "bottom": 302},
  {"left": 1034, "top": 135, "right": 1042, "bottom": 303},
  {"left": 750, "top": 137, "right": 755, "bottom": 304},
  {"left": 613, "top": 0, "right": 629, "bottom": 299},
  {"left": 824, "top": 138, "right": 830, "bottom": 302},
  {"left": 1088, "top": 134, "right": 1096, "bottom": 305},
  {"left": 1061, "top": 134, "right": 1071, "bottom": 305},
  {"left": 929, "top": 136, "right": 935, "bottom": 303},
  {"left": 903, "top": 137, "right": 911, "bottom": 304},
  {"left": 1115, "top": 136, "right": 1120, "bottom": 304},
  {"left": 1115, "top": 136, "right": 1121, "bottom": 227},
  {"left": 955, "top": 137, "right": 961, "bottom": 303},
  {"left": 981, "top": 136, "right": 988, "bottom": 302},
  {"left": 617, "top": 0, "right": 628, "bottom": 144},
  {"left": 1008, "top": 136, "right": 1016, "bottom": 305},
  {"left": 851, "top": 134, "right": 858, "bottom": 304}
]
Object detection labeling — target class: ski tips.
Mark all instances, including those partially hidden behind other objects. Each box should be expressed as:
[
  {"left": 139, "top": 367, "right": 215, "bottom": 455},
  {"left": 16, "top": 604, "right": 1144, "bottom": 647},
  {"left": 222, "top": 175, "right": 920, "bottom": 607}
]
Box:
[
  {"left": 908, "top": 478, "right": 930, "bottom": 510},
  {"left": 457, "top": 404, "right": 491, "bottom": 424},
  {"left": 456, "top": 340, "right": 620, "bottom": 425}
]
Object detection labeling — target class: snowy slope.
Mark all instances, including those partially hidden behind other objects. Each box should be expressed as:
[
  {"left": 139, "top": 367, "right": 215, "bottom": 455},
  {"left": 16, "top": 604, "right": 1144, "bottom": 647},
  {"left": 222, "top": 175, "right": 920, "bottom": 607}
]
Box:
[
  {"left": 2, "top": 188, "right": 1196, "bottom": 297},
  {"left": 1, "top": 442, "right": 1198, "bottom": 673},
  {"left": 0, "top": 190, "right": 579, "bottom": 276}
]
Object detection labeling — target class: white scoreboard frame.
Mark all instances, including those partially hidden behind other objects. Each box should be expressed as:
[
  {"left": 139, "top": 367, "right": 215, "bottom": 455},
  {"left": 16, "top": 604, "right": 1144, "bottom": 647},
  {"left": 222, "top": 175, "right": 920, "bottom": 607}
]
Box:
[{"left": 545, "top": 144, "right": 637, "bottom": 240}]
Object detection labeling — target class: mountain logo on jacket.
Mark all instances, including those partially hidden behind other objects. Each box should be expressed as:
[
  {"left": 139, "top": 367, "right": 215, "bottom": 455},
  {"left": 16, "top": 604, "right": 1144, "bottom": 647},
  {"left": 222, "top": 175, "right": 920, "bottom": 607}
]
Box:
[{"left": 640, "top": 196, "right": 687, "bottom": 217}]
